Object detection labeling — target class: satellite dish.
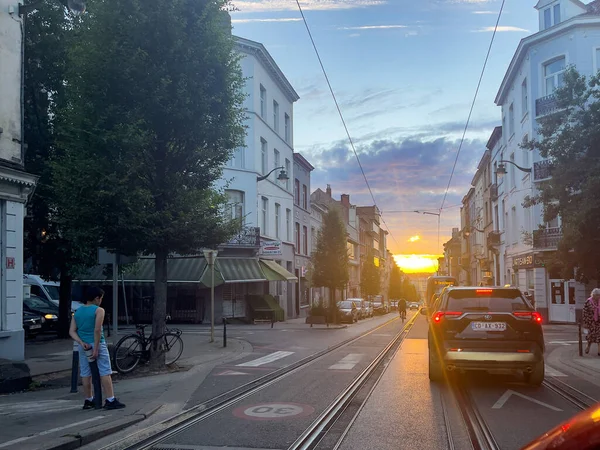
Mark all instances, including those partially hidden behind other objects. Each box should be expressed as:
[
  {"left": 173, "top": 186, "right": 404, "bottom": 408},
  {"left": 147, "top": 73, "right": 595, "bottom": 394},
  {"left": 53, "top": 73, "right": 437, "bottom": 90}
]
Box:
[{"left": 67, "top": 0, "right": 86, "bottom": 15}]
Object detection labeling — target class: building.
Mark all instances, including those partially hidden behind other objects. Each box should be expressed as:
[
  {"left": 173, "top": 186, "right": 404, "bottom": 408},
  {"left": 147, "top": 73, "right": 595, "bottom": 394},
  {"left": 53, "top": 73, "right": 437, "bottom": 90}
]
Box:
[
  {"left": 293, "top": 152, "right": 314, "bottom": 317},
  {"left": 442, "top": 228, "right": 462, "bottom": 279},
  {"left": 357, "top": 205, "right": 387, "bottom": 302},
  {"left": 0, "top": 0, "right": 38, "bottom": 361},
  {"left": 486, "top": 127, "right": 504, "bottom": 286},
  {"left": 492, "top": 0, "right": 599, "bottom": 322}
]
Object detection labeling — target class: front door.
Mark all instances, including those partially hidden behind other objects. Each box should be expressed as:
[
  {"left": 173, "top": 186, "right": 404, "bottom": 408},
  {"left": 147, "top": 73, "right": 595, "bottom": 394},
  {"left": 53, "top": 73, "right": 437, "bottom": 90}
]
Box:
[{"left": 549, "top": 280, "right": 576, "bottom": 323}]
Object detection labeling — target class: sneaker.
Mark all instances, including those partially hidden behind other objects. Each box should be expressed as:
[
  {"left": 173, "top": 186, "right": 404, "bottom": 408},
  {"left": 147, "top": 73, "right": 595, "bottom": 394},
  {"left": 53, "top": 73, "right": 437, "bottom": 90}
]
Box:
[
  {"left": 103, "top": 398, "right": 126, "bottom": 410},
  {"left": 83, "top": 399, "right": 95, "bottom": 410}
]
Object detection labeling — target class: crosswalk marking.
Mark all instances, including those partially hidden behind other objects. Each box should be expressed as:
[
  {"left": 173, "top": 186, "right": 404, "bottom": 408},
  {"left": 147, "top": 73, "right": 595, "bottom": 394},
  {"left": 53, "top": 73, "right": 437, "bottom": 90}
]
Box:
[
  {"left": 545, "top": 365, "right": 567, "bottom": 377},
  {"left": 236, "top": 351, "right": 294, "bottom": 367},
  {"left": 0, "top": 400, "right": 80, "bottom": 416},
  {"left": 329, "top": 354, "right": 364, "bottom": 370},
  {"left": 548, "top": 341, "right": 580, "bottom": 346}
]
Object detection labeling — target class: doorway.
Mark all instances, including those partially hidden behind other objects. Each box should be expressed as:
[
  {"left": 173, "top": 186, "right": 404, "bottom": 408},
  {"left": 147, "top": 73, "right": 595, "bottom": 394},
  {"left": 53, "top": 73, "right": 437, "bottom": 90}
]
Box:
[{"left": 549, "top": 279, "right": 576, "bottom": 323}]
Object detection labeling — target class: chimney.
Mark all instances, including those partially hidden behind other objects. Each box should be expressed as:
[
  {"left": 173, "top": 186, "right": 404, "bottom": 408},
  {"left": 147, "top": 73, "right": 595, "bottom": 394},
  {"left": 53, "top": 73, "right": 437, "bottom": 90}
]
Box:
[
  {"left": 341, "top": 194, "right": 350, "bottom": 207},
  {"left": 326, "top": 184, "right": 332, "bottom": 197}
]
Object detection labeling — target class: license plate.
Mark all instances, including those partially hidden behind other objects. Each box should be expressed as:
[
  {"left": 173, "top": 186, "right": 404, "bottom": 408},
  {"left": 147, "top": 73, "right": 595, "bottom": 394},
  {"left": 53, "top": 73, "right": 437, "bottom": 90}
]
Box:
[
  {"left": 471, "top": 322, "right": 506, "bottom": 331},
  {"left": 30, "top": 324, "right": 41, "bottom": 330}
]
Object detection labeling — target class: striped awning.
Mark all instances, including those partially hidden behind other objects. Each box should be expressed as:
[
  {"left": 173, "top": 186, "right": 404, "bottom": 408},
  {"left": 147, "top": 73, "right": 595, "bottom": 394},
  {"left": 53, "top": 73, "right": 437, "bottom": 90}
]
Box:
[
  {"left": 259, "top": 259, "right": 298, "bottom": 282},
  {"left": 206, "top": 258, "right": 266, "bottom": 285}
]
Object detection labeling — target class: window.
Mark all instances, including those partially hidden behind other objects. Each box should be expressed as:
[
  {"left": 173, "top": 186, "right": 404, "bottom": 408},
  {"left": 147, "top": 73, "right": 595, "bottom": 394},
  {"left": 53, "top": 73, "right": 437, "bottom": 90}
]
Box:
[
  {"left": 511, "top": 206, "right": 518, "bottom": 244},
  {"left": 284, "top": 113, "right": 290, "bottom": 142},
  {"left": 596, "top": 48, "right": 600, "bottom": 73},
  {"left": 261, "top": 197, "right": 268, "bottom": 235},
  {"left": 295, "top": 222, "right": 301, "bottom": 250},
  {"left": 510, "top": 153, "right": 516, "bottom": 189},
  {"left": 273, "top": 100, "right": 279, "bottom": 132},
  {"left": 526, "top": 269, "right": 534, "bottom": 290},
  {"left": 275, "top": 203, "right": 281, "bottom": 238},
  {"left": 524, "top": 205, "right": 532, "bottom": 233},
  {"left": 311, "top": 227, "right": 317, "bottom": 252},
  {"left": 230, "top": 147, "right": 245, "bottom": 169},
  {"left": 302, "top": 185, "right": 307, "bottom": 210},
  {"left": 261, "top": 138, "right": 268, "bottom": 174},
  {"left": 274, "top": 149, "right": 280, "bottom": 180},
  {"left": 285, "top": 158, "right": 291, "bottom": 191},
  {"left": 225, "top": 190, "right": 244, "bottom": 221},
  {"left": 502, "top": 116, "right": 506, "bottom": 143},
  {"left": 553, "top": 4, "right": 561, "bottom": 25},
  {"left": 286, "top": 209, "right": 292, "bottom": 241},
  {"left": 544, "top": 8, "right": 552, "bottom": 29},
  {"left": 347, "top": 242, "right": 355, "bottom": 259},
  {"left": 544, "top": 57, "right": 566, "bottom": 95},
  {"left": 303, "top": 226, "right": 308, "bottom": 255},
  {"left": 508, "top": 103, "right": 514, "bottom": 136},
  {"left": 260, "top": 85, "right": 266, "bottom": 118},
  {"left": 521, "top": 79, "right": 528, "bottom": 116},
  {"left": 294, "top": 179, "right": 300, "bottom": 205},
  {"left": 522, "top": 135, "right": 530, "bottom": 168}
]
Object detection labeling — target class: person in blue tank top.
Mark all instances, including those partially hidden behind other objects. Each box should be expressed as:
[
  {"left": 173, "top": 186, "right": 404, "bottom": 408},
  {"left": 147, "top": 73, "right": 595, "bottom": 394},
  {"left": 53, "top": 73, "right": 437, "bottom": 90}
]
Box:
[{"left": 70, "top": 287, "right": 125, "bottom": 410}]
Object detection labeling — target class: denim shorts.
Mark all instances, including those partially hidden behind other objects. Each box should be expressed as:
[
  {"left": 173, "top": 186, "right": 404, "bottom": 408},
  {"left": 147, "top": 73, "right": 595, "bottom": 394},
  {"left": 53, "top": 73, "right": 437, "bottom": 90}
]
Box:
[{"left": 78, "top": 342, "right": 112, "bottom": 377}]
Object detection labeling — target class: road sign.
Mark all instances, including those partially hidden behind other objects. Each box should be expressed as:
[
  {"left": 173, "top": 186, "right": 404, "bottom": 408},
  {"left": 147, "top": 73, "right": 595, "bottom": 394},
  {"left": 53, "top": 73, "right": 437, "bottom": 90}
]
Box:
[
  {"left": 233, "top": 402, "right": 315, "bottom": 421},
  {"left": 492, "top": 389, "right": 562, "bottom": 411}
]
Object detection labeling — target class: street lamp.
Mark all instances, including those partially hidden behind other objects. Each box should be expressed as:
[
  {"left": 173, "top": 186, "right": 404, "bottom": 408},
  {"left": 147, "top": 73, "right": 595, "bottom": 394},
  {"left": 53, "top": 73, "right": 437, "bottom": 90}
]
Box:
[
  {"left": 495, "top": 160, "right": 532, "bottom": 179},
  {"left": 202, "top": 249, "right": 218, "bottom": 343},
  {"left": 414, "top": 210, "right": 442, "bottom": 252},
  {"left": 19, "top": 0, "right": 86, "bottom": 16},
  {"left": 463, "top": 225, "right": 485, "bottom": 237},
  {"left": 257, "top": 166, "right": 289, "bottom": 182}
]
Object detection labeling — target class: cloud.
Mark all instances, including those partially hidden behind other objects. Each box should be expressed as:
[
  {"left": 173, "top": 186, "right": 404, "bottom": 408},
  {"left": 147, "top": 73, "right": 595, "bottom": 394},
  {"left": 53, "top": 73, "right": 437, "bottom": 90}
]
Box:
[
  {"left": 474, "top": 26, "right": 529, "bottom": 32},
  {"left": 232, "top": 17, "right": 302, "bottom": 23},
  {"left": 472, "top": 10, "right": 497, "bottom": 14},
  {"left": 408, "top": 235, "right": 421, "bottom": 243},
  {"left": 348, "top": 33, "right": 361, "bottom": 38},
  {"left": 232, "top": 0, "right": 386, "bottom": 13},
  {"left": 338, "top": 25, "right": 408, "bottom": 30}
]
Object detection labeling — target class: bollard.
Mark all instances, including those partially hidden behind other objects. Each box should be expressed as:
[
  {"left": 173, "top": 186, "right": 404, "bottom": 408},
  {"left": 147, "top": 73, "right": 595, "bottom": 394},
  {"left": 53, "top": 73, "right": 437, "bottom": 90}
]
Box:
[
  {"left": 579, "top": 321, "right": 583, "bottom": 357},
  {"left": 85, "top": 347, "right": 103, "bottom": 409},
  {"left": 223, "top": 317, "right": 227, "bottom": 348},
  {"left": 271, "top": 311, "right": 275, "bottom": 329},
  {"left": 70, "top": 341, "right": 79, "bottom": 393}
]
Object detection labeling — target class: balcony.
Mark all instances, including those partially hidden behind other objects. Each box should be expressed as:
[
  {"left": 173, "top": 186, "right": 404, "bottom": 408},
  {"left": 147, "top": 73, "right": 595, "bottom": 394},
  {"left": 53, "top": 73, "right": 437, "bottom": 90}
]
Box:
[
  {"left": 222, "top": 227, "right": 260, "bottom": 248},
  {"left": 533, "top": 227, "right": 562, "bottom": 250},
  {"left": 487, "top": 231, "right": 501, "bottom": 247},
  {"left": 490, "top": 183, "right": 498, "bottom": 201},
  {"left": 536, "top": 94, "right": 559, "bottom": 117},
  {"left": 533, "top": 160, "right": 553, "bottom": 182}
]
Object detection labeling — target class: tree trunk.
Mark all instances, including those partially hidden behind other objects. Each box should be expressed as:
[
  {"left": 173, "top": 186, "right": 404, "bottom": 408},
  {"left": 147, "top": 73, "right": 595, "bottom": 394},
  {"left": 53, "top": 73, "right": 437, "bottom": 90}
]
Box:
[
  {"left": 150, "top": 248, "right": 168, "bottom": 368},
  {"left": 57, "top": 269, "right": 72, "bottom": 339}
]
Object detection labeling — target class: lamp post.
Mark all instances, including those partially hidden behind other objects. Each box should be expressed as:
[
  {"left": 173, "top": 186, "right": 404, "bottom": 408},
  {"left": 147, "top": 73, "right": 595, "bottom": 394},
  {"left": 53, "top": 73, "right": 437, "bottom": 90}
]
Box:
[
  {"left": 495, "top": 160, "right": 532, "bottom": 179},
  {"left": 414, "top": 210, "right": 442, "bottom": 252},
  {"left": 202, "top": 249, "right": 218, "bottom": 343},
  {"left": 257, "top": 166, "right": 289, "bottom": 182}
]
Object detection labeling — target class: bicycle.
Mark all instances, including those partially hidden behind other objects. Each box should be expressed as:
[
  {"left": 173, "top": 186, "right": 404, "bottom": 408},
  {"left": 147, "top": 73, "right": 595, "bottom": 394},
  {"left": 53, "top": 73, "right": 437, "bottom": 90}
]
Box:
[
  {"left": 399, "top": 308, "right": 406, "bottom": 323},
  {"left": 113, "top": 323, "right": 184, "bottom": 374}
]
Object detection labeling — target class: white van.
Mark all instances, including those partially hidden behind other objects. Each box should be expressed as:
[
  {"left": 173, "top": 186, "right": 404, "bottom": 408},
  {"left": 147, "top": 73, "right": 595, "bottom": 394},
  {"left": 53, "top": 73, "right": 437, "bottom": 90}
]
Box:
[{"left": 23, "top": 274, "right": 81, "bottom": 313}]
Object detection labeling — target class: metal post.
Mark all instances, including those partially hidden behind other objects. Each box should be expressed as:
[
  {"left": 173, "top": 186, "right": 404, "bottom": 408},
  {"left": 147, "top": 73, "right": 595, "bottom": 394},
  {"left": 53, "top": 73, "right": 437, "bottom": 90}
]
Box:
[
  {"left": 579, "top": 321, "right": 583, "bottom": 357},
  {"left": 210, "top": 257, "right": 215, "bottom": 343},
  {"left": 223, "top": 317, "right": 227, "bottom": 348},
  {"left": 122, "top": 272, "right": 129, "bottom": 325},
  {"left": 85, "top": 348, "right": 103, "bottom": 409},
  {"left": 70, "top": 341, "right": 79, "bottom": 393},
  {"left": 112, "top": 254, "right": 119, "bottom": 344},
  {"left": 271, "top": 310, "right": 275, "bottom": 328}
]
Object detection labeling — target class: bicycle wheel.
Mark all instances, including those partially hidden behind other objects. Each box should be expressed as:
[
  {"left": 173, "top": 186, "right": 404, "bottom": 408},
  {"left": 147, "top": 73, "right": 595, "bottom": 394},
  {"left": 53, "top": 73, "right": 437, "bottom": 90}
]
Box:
[
  {"left": 163, "top": 332, "right": 184, "bottom": 365},
  {"left": 114, "top": 334, "right": 144, "bottom": 374}
]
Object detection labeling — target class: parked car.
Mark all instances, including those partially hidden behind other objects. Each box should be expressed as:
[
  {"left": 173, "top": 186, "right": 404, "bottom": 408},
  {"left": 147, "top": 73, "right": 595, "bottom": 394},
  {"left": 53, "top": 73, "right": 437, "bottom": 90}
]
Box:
[
  {"left": 348, "top": 298, "right": 367, "bottom": 319},
  {"left": 372, "top": 301, "right": 387, "bottom": 315},
  {"left": 23, "top": 311, "right": 44, "bottom": 339},
  {"left": 389, "top": 300, "right": 398, "bottom": 311},
  {"left": 23, "top": 274, "right": 82, "bottom": 313},
  {"left": 424, "top": 286, "right": 545, "bottom": 385},
  {"left": 366, "top": 302, "right": 374, "bottom": 317},
  {"left": 337, "top": 300, "right": 359, "bottom": 323},
  {"left": 23, "top": 295, "right": 59, "bottom": 332}
]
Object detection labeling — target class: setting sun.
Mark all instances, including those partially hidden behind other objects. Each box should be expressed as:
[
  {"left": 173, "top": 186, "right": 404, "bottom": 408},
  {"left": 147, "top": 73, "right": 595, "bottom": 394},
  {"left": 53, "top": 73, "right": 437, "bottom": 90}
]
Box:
[
  {"left": 394, "top": 254, "right": 440, "bottom": 274},
  {"left": 408, "top": 235, "right": 420, "bottom": 243}
]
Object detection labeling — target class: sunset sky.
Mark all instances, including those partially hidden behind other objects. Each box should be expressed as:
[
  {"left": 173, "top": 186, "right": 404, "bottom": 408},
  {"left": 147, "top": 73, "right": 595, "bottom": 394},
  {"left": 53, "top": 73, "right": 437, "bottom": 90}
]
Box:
[{"left": 231, "top": 0, "right": 540, "bottom": 272}]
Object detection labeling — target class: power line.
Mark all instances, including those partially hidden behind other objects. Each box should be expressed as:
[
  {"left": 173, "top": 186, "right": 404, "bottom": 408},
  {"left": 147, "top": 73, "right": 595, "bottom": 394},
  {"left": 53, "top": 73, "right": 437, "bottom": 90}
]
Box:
[
  {"left": 439, "top": 0, "right": 506, "bottom": 212},
  {"left": 295, "top": 0, "right": 400, "bottom": 249}
]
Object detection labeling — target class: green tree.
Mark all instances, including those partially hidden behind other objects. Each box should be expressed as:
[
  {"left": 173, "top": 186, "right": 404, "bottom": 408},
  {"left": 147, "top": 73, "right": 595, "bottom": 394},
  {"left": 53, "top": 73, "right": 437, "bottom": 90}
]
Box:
[
  {"left": 360, "top": 250, "right": 380, "bottom": 298},
  {"left": 388, "top": 264, "right": 402, "bottom": 299},
  {"left": 524, "top": 67, "right": 600, "bottom": 282},
  {"left": 53, "top": 0, "right": 246, "bottom": 365},
  {"left": 400, "top": 278, "right": 418, "bottom": 302},
  {"left": 312, "top": 208, "right": 349, "bottom": 312}
]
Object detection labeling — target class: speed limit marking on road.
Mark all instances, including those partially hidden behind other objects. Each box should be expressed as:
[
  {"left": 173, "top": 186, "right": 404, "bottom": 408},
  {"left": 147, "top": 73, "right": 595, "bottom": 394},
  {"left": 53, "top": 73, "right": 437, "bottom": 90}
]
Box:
[{"left": 233, "top": 402, "right": 315, "bottom": 421}]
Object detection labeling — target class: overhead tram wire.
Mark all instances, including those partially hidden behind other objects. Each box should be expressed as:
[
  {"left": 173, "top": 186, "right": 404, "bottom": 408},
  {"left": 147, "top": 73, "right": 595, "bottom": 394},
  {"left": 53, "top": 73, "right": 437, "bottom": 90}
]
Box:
[
  {"left": 295, "top": 0, "right": 400, "bottom": 249},
  {"left": 439, "top": 0, "right": 507, "bottom": 214}
]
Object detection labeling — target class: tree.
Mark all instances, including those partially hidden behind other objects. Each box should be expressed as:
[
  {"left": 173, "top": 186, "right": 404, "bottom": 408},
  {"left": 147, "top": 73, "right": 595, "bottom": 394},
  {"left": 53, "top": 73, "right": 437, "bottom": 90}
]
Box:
[
  {"left": 524, "top": 67, "right": 600, "bottom": 282},
  {"left": 400, "top": 278, "right": 418, "bottom": 302},
  {"left": 53, "top": 0, "right": 246, "bottom": 366},
  {"left": 312, "top": 208, "right": 349, "bottom": 310},
  {"left": 360, "top": 250, "right": 380, "bottom": 298},
  {"left": 388, "top": 264, "right": 402, "bottom": 299}
]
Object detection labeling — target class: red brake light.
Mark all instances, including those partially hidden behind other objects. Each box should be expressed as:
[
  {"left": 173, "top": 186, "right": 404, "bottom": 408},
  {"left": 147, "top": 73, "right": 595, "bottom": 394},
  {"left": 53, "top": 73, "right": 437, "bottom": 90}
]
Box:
[
  {"left": 433, "top": 311, "right": 462, "bottom": 323},
  {"left": 532, "top": 312, "right": 543, "bottom": 323},
  {"left": 513, "top": 311, "right": 543, "bottom": 323},
  {"left": 476, "top": 289, "right": 493, "bottom": 295}
]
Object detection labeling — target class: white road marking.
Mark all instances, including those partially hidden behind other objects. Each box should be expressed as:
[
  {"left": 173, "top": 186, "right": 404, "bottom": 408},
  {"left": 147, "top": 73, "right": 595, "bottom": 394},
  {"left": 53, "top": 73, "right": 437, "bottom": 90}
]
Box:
[
  {"left": 216, "top": 370, "right": 251, "bottom": 376},
  {"left": 236, "top": 351, "right": 294, "bottom": 367},
  {"left": 0, "top": 400, "right": 80, "bottom": 416},
  {"left": 0, "top": 416, "right": 105, "bottom": 448},
  {"left": 548, "top": 341, "right": 580, "bottom": 345},
  {"left": 545, "top": 365, "right": 567, "bottom": 377},
  {"left": 329, "top": 354, "right": 364, "bottom": 370},
  {"left": 492, "top": 389, "right": 562, "bottom": 411}
]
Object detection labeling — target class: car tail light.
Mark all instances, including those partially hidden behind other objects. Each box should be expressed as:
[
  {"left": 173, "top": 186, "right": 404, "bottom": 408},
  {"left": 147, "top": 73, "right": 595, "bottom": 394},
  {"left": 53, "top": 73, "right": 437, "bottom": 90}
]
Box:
[
  {"left": 513, "top": 311, "right": 543, "bottom": 323},
  {"left": 517, "top": 349, "right": 530, "bottom": 353},
  {"left": 476, "top": 289, "right": 493, "bottom": 295},
  {"left": 433, "top": 311, "right": 462, "bottom": 323}
]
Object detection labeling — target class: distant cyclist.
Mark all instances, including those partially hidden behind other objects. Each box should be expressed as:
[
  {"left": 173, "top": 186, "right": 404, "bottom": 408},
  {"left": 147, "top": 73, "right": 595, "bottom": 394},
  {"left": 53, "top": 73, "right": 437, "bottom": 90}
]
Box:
[{"left": 398, "top": 298, "right": 407, "bottom": 321}]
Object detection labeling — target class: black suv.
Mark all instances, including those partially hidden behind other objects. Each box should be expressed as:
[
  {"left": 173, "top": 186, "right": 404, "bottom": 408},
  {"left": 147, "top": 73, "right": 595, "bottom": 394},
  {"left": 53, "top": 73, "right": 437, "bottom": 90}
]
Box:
[{"left": 422, "top": 287, "right": 545, "bottom": 385}]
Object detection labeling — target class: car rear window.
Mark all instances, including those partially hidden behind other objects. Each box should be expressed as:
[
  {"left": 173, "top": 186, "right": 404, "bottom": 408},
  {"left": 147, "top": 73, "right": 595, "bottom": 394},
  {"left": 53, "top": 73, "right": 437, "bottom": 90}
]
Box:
[
  {"left": 339, "top": 301, "right": 354, "bottom": 309},
  {"left": 445, "top": 289, "right": 531, "bottom": 312}
]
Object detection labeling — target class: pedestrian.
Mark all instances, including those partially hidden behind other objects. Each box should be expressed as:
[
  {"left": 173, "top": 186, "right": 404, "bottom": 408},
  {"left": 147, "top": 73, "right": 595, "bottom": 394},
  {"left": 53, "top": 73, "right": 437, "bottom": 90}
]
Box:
[
  {"left": 583, "top": 288, "right": 600, "bottom": 356},
  {"left": 69, "top": 286, "right": 125, "bottom": 409}
]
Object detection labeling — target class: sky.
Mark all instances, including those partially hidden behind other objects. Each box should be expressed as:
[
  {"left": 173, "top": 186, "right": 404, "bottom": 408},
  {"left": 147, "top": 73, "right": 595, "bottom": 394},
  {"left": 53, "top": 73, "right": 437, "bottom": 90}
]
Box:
[{"left": 230, "top": 0, "right": 543, "bottom": 266}]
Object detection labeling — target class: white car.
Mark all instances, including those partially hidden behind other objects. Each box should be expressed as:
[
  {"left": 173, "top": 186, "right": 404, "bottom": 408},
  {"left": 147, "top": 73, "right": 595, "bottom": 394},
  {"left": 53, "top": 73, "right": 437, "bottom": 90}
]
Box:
[{"left": 23, "top": 274, "right": 82, "bottom": 313}]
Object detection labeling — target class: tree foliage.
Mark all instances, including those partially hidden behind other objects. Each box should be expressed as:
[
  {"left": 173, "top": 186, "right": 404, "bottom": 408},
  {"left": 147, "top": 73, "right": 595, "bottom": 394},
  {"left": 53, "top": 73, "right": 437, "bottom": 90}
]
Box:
[
  {"left": 524, "top": 67, "right": 600, "bottom": 282},
  {"left": 400, "top": 278, "right": 419, "bottom": 302},
  {"left": 360, "top": 250, "right": 380, "bottom": 297},
  {"left": 312, "top": 208, "right": 349, "bottom": 303},
  {"left": 388, "top": 264, "right": 402, "bottom": 299},
  {"left": 52, "top": 0, "right": 246, "bottom": 364}
]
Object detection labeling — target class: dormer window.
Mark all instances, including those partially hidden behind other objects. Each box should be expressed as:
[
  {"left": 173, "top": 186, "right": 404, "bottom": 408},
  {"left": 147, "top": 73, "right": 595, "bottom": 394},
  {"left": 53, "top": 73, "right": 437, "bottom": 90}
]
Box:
[{"left": 543, "top": 3, "right": 561, "bottom": 29}]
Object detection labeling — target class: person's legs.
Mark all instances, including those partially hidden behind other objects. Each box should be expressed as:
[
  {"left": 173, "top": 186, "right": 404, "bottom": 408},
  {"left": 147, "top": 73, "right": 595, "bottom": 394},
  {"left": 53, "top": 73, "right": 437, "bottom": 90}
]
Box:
[
  {"left": 82, "top": 376, "right": 93, "bottom": 398},
  {"left": 78, "top": 346, "right": 94, "bottom": 409},
  {"left": 96, "top": 343, "right": 125, "bottom": 409},
  {"left": 100, "top": 375, "right": 114, "bottom": 398}
]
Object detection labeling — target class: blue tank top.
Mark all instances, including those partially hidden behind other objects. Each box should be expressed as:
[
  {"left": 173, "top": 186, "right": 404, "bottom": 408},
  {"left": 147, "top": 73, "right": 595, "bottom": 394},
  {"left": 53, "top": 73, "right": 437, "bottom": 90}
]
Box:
[{"left": 74, "top": 305, "right": 105, "bottom": 344}]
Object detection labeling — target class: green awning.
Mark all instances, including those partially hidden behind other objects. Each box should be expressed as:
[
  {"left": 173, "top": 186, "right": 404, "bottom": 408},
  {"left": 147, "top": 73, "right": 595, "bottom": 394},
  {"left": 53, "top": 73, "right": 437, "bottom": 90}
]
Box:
[
  {"left": 200, "top": 258, "right": 266, "bottom": 287},
  {"left": 259, "top": 259, "right": 298, "bottom": 282},
  {"left": 76, "top": 257, "right": 207, "bottom": 284}
]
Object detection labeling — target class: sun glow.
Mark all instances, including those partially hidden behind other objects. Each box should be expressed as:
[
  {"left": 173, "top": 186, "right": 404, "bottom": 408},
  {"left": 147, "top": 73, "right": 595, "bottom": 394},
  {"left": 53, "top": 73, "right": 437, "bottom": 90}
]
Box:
[
  {"left": 408, "top": 235, "right": 420, "bottom": 243},
  {"left": 394, "top": 255, "right": 440, "bottom": 274}
]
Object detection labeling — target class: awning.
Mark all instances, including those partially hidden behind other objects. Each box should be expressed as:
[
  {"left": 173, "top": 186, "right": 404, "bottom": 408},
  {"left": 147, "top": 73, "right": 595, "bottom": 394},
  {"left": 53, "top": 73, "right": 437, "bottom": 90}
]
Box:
[
  {"left": 76, "top": 257, "right": 207, "bottom": 284},
  {"left": 259, "top": 259, "right": 298, "bottom": 282},
  {"left": 201, "top": 258, "right": 267, "bottom": 287}
]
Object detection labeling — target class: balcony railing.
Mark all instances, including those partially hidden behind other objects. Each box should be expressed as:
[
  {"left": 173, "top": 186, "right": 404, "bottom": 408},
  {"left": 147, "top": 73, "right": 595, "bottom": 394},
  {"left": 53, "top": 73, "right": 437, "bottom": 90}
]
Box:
[
  {"left": 533, "top": 159, "right": 553, "bottom": 182},
  {"left": 533, "top": 227, "right": 562, "bottom": 250},
  {"left": 490, "top": 183, "right": 498, "bottom": 201},
  {"left": 223, "top": 227, "right": 260, "bottom": 247},
  {"left": 487, "top": 231, "right": 501, "bottom": 247},
  {"left": 536, "top": 94, "right": 559, "bottom": 117}
]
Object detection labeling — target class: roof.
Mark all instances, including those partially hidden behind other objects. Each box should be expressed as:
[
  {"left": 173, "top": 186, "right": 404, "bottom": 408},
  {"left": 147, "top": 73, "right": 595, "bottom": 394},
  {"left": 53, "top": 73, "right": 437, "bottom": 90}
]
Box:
[
  {"left": 293, "top": 152, "right": 315, "bottom": 171},
  {"left": 234, "top": 36, "right": 300, "bottom": 103},
  {"left": 586, "top": 0, "right": 600, "bottom": 14},
  {"left": 486, "top": 126, "right": 502, "bottom": 150}
]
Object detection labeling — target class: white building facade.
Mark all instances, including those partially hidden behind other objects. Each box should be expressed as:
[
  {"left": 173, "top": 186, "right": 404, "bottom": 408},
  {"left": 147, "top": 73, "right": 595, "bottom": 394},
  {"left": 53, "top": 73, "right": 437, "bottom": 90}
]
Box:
[
  {"left": 493, "top": 0, "right": 600, "bottom": 323},
  {"left": 0, "top": 0, "right": 38, "bottom": 361}
]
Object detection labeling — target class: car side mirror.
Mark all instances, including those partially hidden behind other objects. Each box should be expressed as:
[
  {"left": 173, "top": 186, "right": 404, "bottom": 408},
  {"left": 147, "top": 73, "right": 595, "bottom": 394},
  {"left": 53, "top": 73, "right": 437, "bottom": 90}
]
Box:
[{"left": 420, "top": 307, "right": 428, "bottom": 316}]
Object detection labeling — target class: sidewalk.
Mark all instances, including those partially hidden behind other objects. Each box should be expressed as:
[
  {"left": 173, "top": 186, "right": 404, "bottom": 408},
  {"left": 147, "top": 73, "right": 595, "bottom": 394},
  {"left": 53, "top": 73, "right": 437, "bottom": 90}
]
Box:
[{"left": 0, "top": 333, "right": 252, "bottom": 450}]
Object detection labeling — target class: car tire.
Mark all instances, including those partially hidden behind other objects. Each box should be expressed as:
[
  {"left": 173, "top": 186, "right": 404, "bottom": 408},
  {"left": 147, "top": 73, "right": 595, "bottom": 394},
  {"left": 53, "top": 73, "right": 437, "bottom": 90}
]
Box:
[
  {"left": 428, "top": 348, "right": 444, "bottom": 383},
  {"left": 524, "top": 361, "right": 545, "bottom": 386}
]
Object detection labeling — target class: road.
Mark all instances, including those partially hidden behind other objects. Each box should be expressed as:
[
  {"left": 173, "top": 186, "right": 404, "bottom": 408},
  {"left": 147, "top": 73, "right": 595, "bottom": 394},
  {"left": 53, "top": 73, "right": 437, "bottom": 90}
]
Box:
[{"left": 84, "top": 312, "right": 599, "bottom": 450}]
